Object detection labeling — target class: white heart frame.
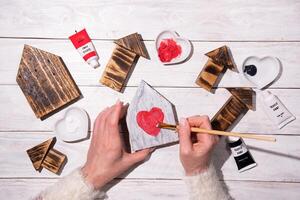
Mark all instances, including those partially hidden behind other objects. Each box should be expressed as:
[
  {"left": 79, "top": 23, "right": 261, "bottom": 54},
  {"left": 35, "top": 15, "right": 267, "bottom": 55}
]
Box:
[
  {"left": 242, "top": 56, "right": 282, "bottom": 89},
  {"left": 54, "top": 107, "right": 89, "bottom": 142},
  {"left": 155, "top": 30, "right": 192, "bottom": 65}
]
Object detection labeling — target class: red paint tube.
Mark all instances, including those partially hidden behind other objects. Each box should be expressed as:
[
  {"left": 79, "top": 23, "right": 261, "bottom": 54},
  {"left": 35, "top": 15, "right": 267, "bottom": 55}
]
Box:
[{"left": 69, "top": 29, "right": 100, "bottom": 68}]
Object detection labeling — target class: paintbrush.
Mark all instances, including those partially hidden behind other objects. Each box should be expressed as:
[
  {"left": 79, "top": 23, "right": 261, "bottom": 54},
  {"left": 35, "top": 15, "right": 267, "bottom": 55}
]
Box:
[{"left": 157, "top": 122, "right": 276, "bottom": 142}]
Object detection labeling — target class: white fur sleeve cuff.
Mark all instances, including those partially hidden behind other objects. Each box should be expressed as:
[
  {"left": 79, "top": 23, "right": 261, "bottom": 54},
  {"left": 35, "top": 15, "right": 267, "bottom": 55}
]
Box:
[
  {"left": 40, "top": 168, "right": 105, "bottom": 200},
  {"left": 184, "top": 164, "right": 231, "bottom": 200}
]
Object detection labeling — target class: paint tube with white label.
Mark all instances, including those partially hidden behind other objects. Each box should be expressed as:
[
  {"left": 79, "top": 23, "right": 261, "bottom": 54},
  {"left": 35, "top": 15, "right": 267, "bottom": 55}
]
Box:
[
  {"left": 260, "top": 90, "right": 296, "bottom": 129},
  {"left": 228, "top": 137, "right": 257, "bottom": 172},
  {"left": 69, "top": 29, "right": 100, "bottom": 68}
]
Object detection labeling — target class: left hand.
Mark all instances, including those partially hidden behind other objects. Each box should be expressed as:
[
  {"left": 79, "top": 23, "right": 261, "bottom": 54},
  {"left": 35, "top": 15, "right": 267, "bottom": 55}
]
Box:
[{"left": 82, "top": 100, "right": 153, "bottom": 189}]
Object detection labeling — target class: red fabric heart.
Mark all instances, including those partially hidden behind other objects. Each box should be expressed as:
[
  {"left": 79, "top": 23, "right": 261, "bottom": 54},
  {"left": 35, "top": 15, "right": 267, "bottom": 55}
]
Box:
[
  {"left": 136, "top": 107, "right": 164, "bottom": 136},
  {"left": 158, "top": 38, "right": 182, "bottom": 62}
]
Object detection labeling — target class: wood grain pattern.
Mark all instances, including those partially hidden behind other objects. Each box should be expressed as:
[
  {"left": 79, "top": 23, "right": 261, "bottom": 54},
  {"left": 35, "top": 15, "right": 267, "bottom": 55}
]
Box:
[
  {"left": 211, "top": 88, "right": 255, "bottom": 131},
  {"left": 195, "top": 59, "right": 225, "bottom": 92},
  {"left": 2, "top": 40, "right": 300, "bottom": 88},
  {"left": 126, "top": 81, "right": 178, "bottom": 152},
  {"left": 205, "top": 45, "right": 235, "bottom": 70},
  {"left": 1, "top": 1, "right": 300, "bottom": 198},
  {"left": 0, "top": 1, "right": 299, "bottom": 41},
  {"left": 41, "top": 149, "right": 66, "bottom": 174},
  {"left": 1, "top": 86, "right": 299, "bottom": 134},
  {"left": 196, "top": 46, "right": 237, "bottom": 92},
  {"left": 26, "top": 137, "right": 55, "bottom": 171},
  {"left": 2, "top": 132, "right": 300, "bottom": 182},
  {"left": 100, "top": 45, "right": 138, "bottom": 92},
  {"left": 227, "top": 88, "right": 255, "bottom": 110},
  {"left": 114, "top": 33, "right": 149, "bottom": 59},
  {"left": 211, "top": 96, "right": 248, "bottom": 131},
  {"left": 16, "top": 45, "right": 81, "bottom": 119}
]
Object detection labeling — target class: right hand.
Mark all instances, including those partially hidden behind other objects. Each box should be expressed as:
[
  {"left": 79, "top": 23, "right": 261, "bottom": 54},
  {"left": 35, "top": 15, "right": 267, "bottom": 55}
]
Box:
[{"left": 178, "top": 116, "right": 219, "bottom": 176}]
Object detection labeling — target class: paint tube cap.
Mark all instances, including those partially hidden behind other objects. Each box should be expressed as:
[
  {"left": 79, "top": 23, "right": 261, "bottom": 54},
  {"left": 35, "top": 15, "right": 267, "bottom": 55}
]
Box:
[{"left": 88, "top": 59, "right": 100, "bottom": 69}]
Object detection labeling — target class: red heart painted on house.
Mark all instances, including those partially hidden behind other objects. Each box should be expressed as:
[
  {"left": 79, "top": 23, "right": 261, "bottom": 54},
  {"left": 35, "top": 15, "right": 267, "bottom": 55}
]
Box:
[{"left": 136, "top": 107, "right": 164, "bottom": 136}]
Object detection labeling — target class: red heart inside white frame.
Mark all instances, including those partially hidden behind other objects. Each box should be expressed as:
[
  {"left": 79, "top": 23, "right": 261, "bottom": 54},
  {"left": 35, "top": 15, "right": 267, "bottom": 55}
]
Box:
[
  {"left": 55, "top": 107, "right": 89, "bottom": 142},
  {"left": 155, "top": 30, "right": 192, "bottom": 65}
]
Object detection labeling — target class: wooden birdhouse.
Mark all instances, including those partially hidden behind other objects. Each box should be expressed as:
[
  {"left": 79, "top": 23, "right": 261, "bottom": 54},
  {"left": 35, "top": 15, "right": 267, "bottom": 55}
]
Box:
[
  {"left": 16, "top": 45, "right": 81, "bottom": 120},
  {"left": 100, "top": 33, "right": 149, "bottom": 92}
]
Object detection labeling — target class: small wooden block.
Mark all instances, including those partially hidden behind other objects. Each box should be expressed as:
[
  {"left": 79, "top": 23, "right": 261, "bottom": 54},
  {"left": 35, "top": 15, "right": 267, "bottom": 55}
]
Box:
[
  {"left": 227, "top": 88, "right": 255, "bottom": 110},
  {"left": 205, "top": 45, "right": 235, "bottom": 70},
  {"left": 211, "top": 96, "right": 248, "bottom": 131},
  {"left": 126, "top": 80, "right": 178, "bottom": 152},
  {"left": 41, "top": 148, "right": 66, "bottom": 174},
  {"left": 114, "top": 33, "right": 149, "bottom": 59},
  {"left": 26, "top": 137, "right": 55, "bottom": 170},
  {"left": 100, "top": 45, "right": 138, "bottom": 92},
  {"left": 16, "top": 45, "right": 81, "bottom": 119},
  {"left": 195, "top": 59, "right": 225, "bottom": 92}
]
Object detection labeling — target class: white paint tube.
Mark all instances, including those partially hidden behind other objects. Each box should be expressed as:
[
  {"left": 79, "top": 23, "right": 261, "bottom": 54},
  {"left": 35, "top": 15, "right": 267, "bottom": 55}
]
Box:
[
  {"left": 260, "top": 90, "right": 296, "bottom": 129},
  {"left": 228, "top": 137, "right": 257, "bottom": 172}
]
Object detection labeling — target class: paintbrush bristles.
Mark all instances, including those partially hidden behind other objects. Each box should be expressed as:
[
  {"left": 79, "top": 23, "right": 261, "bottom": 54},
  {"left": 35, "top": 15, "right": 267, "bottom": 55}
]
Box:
[{"left": 156, "top": 122, "right": 177, "bottom": 130}]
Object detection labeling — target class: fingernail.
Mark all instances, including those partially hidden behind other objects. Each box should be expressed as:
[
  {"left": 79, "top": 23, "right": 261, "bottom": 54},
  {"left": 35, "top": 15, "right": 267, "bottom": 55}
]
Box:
[
  {"left": 149, "top": 147, "right": 155, "bottom": 153},
  {"left": 179, "top": 117, "right": 186, "bottom": 126}
]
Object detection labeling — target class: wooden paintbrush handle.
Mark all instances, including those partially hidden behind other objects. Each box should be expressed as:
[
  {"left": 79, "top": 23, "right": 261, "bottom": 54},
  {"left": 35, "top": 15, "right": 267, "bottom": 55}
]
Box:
[
  {"left": 158, "top": 122, "right": 276, "bottom": 142},
  {"left": 189, "top": 127, "right": 276, "bottom": 142}
]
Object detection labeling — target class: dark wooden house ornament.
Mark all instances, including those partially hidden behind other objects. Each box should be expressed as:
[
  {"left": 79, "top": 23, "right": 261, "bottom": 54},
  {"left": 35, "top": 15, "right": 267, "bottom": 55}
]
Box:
[
  {"left": 211, "top": 88, "right": 255, "bottom": 131},
  {"left": 100, "top": 33, "right": 149, "bottom": 92},
  {"left": 195, "top": 46, "right": 236, "bottom": 92},
  {"left": 16, "top": 45, "right": 81, "bottom": 120},
  {"left": 27, "top": 137, "right": 67, "bottom": 174}
]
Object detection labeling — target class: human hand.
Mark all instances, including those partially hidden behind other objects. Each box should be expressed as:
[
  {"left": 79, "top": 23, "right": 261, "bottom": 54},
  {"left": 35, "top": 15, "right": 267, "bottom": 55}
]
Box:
[
  {"left": 178, "top": 116, "right": 219, "bottom": 176},
  {"left": 82, "top": 100, "right": 153, "bottom": 189}
]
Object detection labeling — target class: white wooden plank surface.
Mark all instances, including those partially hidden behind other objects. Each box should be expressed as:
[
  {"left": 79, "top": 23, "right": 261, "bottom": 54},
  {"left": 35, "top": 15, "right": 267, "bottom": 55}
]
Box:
[
  {"left": 1, "top": 0, "right": 300, "bottom": 199},
  {"left": 0, "top": 86, "right": 298, "bottom": 134},
  {"left": 1, "top": 179, "right": 300, "bottom": 200},
  {"left": 0, "top": 0, "right": 299, "bottom": 41},
  {"left": 1, "top": 39, "right": 300, "bottom": 88},
  {"left": 1, "top": 132, "right": 300, "bottom": 182}
]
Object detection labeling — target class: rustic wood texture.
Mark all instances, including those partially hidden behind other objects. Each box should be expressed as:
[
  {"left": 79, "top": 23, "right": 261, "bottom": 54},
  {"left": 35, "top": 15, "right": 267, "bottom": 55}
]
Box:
[
  {"left": 2, "top": 131, "right": 300, "bottom": 181},
  {"left": 205, "top": 45, "right": 235, "bottom": 70},
  {"left": 126, "top": 81, "right": 177, "bottom": 152},
  {"left": 1, "top": 1, "right": 299, "bottom": 41},
  {"left": 211, "top": 88, "right": 255, "bottom": 131},
  {"left": 211, "top": 96, "right": 248, "bottom": 131},
  {"left": 114, "top": 33, "right": 149, "bottom": 59},
  {"left": 196, "top": 46, "right": 237, "bottom": 92},
  {"left": 2, "top": 40, "right": 300, "bottom": 88},
  {"left": 100, "top": 45, "right": 138, "bottom": 92},
  {"left": 16, "top": 45, "right": 81, "bottom": 119},
  {"left": 41, "top": 149, "right": 66, "bottom": 174},
  {"left": 195, "top": 59, "right": 225, "bottom": 92},
  {"left": 1, "top": 1, "right": 300, "bottom": 199},
  {"left": 227, "top": 88, "right": 255, "bottom": 110},
  {"left": 26, "top": 137, "right": 55, "bottom": 171},
  {"left": 1, "top": 86, "right": 298, "bottom": 134}
]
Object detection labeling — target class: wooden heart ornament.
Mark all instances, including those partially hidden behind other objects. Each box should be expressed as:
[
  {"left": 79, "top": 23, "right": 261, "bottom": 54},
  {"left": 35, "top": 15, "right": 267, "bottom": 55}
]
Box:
[
  {"left": 136, "top": 107, "right": 164, "bottom": 136},
  {"left": 54, "top": 107, "right": 89, "bottom": 142},
  {"left": 155, "top": 30, "right": 192, "bottom": 65},
  {"left": 242, "top": 56, "right": 281, "bottom": 89}
]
